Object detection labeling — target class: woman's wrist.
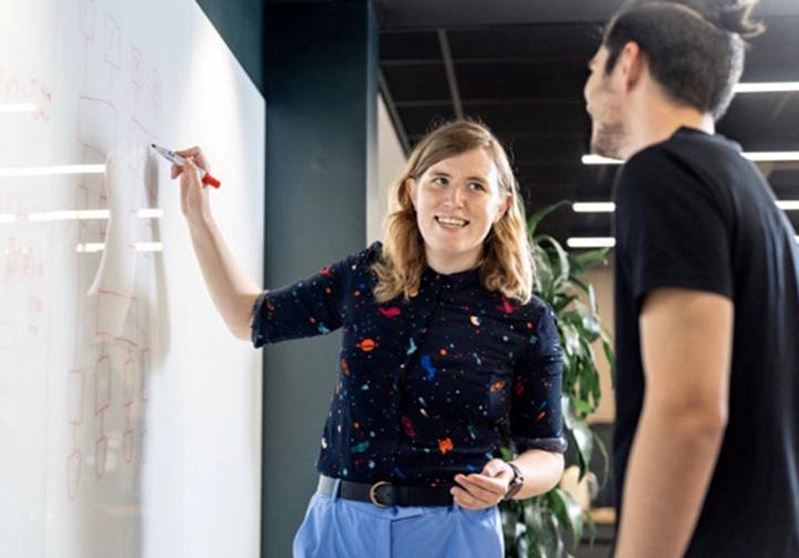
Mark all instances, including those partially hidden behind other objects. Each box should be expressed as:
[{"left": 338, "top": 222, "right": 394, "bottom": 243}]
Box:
[{"left": 504, "top": 461, "right": 525, "bottom": 499}]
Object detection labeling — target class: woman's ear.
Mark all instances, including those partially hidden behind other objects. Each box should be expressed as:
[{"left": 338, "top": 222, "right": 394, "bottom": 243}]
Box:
[
  {"left": 404, "top": 178, "right": 417, "bottom": 210},
  {"left": 495, "top": 193, "right": 511, "bottom": 223}
]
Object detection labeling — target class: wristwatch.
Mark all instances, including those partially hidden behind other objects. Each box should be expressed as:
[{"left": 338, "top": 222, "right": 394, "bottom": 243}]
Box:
[{"left": 504, "top": 461, "right": 524, "bottom": 500}]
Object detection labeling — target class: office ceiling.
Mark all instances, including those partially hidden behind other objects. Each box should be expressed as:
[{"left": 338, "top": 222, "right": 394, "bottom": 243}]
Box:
[{"left": 373, "top": 0, "right": 799, "bottom": 244}]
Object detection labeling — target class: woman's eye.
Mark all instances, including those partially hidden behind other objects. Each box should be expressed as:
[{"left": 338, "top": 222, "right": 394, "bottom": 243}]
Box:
[
  {"left": 470, "top": 182, "right": 485, "bottom": 191},
  {"left": 433, "top": 176, "right": 448, "bottom": 186}
]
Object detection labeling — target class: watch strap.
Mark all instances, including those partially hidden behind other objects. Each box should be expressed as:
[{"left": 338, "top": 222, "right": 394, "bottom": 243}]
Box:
[{"left": 504, "top": 461, "right": 524, "bottom": 500}]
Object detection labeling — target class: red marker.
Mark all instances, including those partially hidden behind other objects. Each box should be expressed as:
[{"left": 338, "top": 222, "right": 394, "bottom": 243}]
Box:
[{"left": 151, "top": 144, "right": 221, "bottom": 188}]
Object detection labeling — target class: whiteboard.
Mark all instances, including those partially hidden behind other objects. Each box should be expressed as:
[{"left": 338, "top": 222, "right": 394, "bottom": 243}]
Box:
[{"left": 0, "top": 1, "right": 264, "bottom": 556}]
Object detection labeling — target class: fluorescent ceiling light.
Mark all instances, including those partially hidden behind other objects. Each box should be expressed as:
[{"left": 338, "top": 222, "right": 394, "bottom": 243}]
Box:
[
  {"left": 583, "top": 152, "right": 799, "bottom": 165},
  {"left": 573, "top": 202, "right": 616, "bottom": 213},
  {"left": 28, "top": 208, "right": 163, "bottom": 221},
  {"left": 0, "top": 164, "right": 106, "bottom": 177},
  {"left": 0, "top": 213, "right": 18, "bottom": 223},
  {"left": 734, "top": 82, "right": 799, "bottom": 93},
  {"left": 75, "top": 243, "right": 105, "bottom": 253},
  {"left": 582, "top": 154, "right": 622, "bottom": 165},
  {"left": 744, "top": 152, "right": 799, "bottom": 162},
  {"left": 138, "top": 208, "right": 164, "bottom": 219},
  {"left": 567, "top": 237, "right": 616, "bottom": 249},
  {"left": 572, "top": 200, "right": 799, "bottom": 213},
  {"left": 135, "top": 242, "right": 163, "bottom": 252},
  {"left": 29, "top": 209, "right": 110, "bottom": 221},
  {"left": 0, "top": 102, "right": 37, "bottom": 113},
  {"left": 76, "top": 242, "right": 163, "bottom": 253}
]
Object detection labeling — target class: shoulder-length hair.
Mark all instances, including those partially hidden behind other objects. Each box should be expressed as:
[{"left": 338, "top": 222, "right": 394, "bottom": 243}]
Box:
[{"left": 372, "top": 120, "right": 535, "bottom": 304}]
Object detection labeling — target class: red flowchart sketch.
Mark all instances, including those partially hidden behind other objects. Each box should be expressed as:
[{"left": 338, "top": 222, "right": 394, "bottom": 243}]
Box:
[
  {"left": 2, "top": 237, "right": 44, "bottom": 284},
  {"left": 79, "top": 0, "right": 96, "bottom": 40},
  {"left": 93, "top": 290, "right": 137, "bottom": 341},
  {"left": 95, "top": 434, "right": 107, "bottom": 479},
  {"left": 93, "top": 354, "right": 111, "bottom": 415},
  {"left": 67, "top": 449, "right": 82, "bottom": 500},
  {"left": 0, "top": 70, "right": 53, "bottom": 122},
  {"left": 102, "top": 15, "right": 121, "bottom": 69},
  {"left": 122, "top": 356, "right": 136, "bottom": 405},
  {"left": 139, "top": 348, "right": 150, "bottom": 402},
  {"left": 123, "top": 428, "right": 135, "bottom": 464},
  {"left": 67, "top": 0, "right": 163, "bottom": 498},
  {"left": 67, "top": 368, "right": 84, "bottom": 425}
]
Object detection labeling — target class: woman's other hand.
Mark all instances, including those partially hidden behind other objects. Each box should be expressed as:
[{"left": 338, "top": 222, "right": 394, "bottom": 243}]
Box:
[{"left": 450, "top": 458, "right": 514, "bottom": 510}]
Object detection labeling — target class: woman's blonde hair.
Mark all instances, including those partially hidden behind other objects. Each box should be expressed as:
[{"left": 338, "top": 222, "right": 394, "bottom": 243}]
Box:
[{"left": 372, "top": 120, "right": 535, "bottom": 304}]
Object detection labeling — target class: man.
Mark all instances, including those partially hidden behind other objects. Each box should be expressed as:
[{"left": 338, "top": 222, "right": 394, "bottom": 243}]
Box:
[{"left": 583, "top": 1, "right": 799, "bottom": 556}]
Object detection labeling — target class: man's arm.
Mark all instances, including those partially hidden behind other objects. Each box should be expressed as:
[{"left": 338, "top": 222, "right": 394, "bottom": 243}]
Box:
[{"left": 615, "top": 288, "right": 733, "bottom": 558}]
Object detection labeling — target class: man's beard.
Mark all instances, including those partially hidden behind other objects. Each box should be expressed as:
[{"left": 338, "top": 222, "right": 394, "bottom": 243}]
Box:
[{"left": 590, "top": 108, "right": 626, "bottom": 160}]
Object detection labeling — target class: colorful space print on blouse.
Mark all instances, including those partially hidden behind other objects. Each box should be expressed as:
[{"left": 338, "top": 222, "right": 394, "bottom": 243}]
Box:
[{"left": 251, "top": 242, "right": 566, "bottom": 488}]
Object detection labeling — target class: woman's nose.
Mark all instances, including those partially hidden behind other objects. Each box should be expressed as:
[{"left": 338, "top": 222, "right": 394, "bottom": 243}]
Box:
[{"left": 444, "top": 183, "right": 465, "bottom": 206}]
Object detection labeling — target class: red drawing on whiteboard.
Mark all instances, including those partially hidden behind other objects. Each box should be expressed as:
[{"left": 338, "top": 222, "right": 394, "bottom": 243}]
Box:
[
  {"left": 68, "top": 368, "right": 84, "bottom": 425},
  {"left": 67, "top": 450, "right": 82, "bottom": 499},
  {"left": 94, "top": 355, "right": 111, "bottom": 415}
]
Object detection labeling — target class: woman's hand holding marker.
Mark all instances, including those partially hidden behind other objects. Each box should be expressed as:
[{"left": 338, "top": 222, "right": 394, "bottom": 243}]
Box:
[{"left": 168, "top": 146, "right": 214, "bottom": 226}]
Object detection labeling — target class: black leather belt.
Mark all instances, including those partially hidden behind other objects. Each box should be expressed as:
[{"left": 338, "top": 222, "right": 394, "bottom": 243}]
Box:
[{"left": 317, "top": 474, "right": 454, "bottom": 507}]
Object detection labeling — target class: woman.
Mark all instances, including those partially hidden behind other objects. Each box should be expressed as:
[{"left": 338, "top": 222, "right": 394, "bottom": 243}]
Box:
[{"left": 174, "top": 120, "right": 566, "bottom": 557}]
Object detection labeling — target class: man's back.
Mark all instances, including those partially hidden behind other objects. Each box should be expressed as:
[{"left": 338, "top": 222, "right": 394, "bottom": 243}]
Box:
[{"left": 613, "top": 127, "right": 799, "bottom": 556}]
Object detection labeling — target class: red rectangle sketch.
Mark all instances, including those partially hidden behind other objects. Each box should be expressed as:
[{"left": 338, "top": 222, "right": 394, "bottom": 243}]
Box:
[
  {"left": 67, "top": 368, "right": 84, "bottom": 425},
  {"left": 94, "top": 356, "right": 111, "bottom": 415}
]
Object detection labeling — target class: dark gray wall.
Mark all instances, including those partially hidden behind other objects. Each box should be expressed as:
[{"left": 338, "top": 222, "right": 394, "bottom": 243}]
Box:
[{"left": 262, "top": 2, "right": 378, "bottom": 556}]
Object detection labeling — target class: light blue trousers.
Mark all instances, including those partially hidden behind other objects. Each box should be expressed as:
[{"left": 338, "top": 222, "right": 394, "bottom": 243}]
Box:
[{"left": 292, "top": 479, "right": 504, "bottom": 558}]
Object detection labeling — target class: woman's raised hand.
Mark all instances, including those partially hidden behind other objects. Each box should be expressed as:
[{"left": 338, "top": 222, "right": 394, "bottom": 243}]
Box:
[{"left": 172, "top": 146, "right": 212, "bottom": 225}]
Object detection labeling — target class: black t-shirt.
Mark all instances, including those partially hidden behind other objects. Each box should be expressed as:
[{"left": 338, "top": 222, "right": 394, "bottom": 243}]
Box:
[{"left": 613, "top": 127, "right": 799, "bottom": 557}]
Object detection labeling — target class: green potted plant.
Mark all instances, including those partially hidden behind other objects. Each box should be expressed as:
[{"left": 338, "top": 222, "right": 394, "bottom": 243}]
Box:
[{"left": 499, "top": 201, "right": 615, "bottom": 557}]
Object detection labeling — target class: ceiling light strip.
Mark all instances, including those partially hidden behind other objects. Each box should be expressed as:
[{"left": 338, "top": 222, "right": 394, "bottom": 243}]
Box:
[
  {"left": 583, "top": 152, "right": 799, "bottom": 165},
  {"left": 76, "top": 242, "right": 163, "bottom": 253},
  {"left": 29, "top": 209, "right": 110, "bottom": 221},
  {"left": 27, "top": 208, "right": 163, "bottom": 221},
  {"left": 734, "top": 82, "right": 799, "bottom": 93},
  {"left": 573, "top": 200, "right": 799, "bottom": 213},
  {"left": 0, "top": 164, "right": 106, "bottom": 177},
  {"left": 567, "top": 237, "right": 616, "bottom": 249},
  {"left": 0, "top": 102, "right": 37, "bottom": 113},
  {"left": 572, "top": 202, "right": 616, "bottom": 213}
]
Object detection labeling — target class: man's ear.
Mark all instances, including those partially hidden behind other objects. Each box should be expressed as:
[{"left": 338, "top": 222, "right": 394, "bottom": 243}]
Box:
[
  {"left": 404, "top": 178, "right": 417, "bottom": 209},
  {"left": 620, "top": 41, "right": 645, "bottom": 91}
]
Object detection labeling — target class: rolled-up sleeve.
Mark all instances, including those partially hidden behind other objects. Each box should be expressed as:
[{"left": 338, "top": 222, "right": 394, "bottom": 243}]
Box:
[
  {"left": 509, "top": 304, "right": 567, "bottom": 453},
  {"left": 251, "top": 250, "right": 361, "bottom": 348}
]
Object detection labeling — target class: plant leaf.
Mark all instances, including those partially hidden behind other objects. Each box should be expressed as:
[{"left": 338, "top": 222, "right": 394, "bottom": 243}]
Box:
[
  {"left": 537, "top": 235, "right": 570, "bottom": 289},
  {"left": 592, "top": 428, "right": 610, "bottom": 490},
  {"left": 570, "top": 417, "right": 594, "bottom": 480},
  {"left": 527, "top": 200, "right": 571, "bottom": 238},
  {"left": 568, "top": 247, "right": 610, "bottom": 275},
  {"left": 549, "top": 488, "right": 585, "bottom": 551}
]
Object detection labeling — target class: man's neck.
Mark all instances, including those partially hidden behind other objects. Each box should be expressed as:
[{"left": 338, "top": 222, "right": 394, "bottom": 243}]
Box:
[{"left": 622, "top": 106, "right": 714, "bottom": 160}]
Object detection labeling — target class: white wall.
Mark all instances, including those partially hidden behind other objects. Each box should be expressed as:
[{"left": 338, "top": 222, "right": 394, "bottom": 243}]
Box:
[
  {"left": 367, "top": 95, "right": 407, "bottom": 244},
  {"left": 583, "top": 264, "right": 616, "bottom": 423}
]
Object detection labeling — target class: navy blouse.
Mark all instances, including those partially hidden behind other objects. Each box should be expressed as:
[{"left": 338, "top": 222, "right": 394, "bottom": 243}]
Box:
[{"left": 252, "top": 242, "right": 566, "bottom": 488}]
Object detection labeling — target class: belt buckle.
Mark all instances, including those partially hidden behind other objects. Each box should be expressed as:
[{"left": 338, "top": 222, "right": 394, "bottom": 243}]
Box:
[{"left": 369, "top": 480, "right": 392, "bottom": 508}]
